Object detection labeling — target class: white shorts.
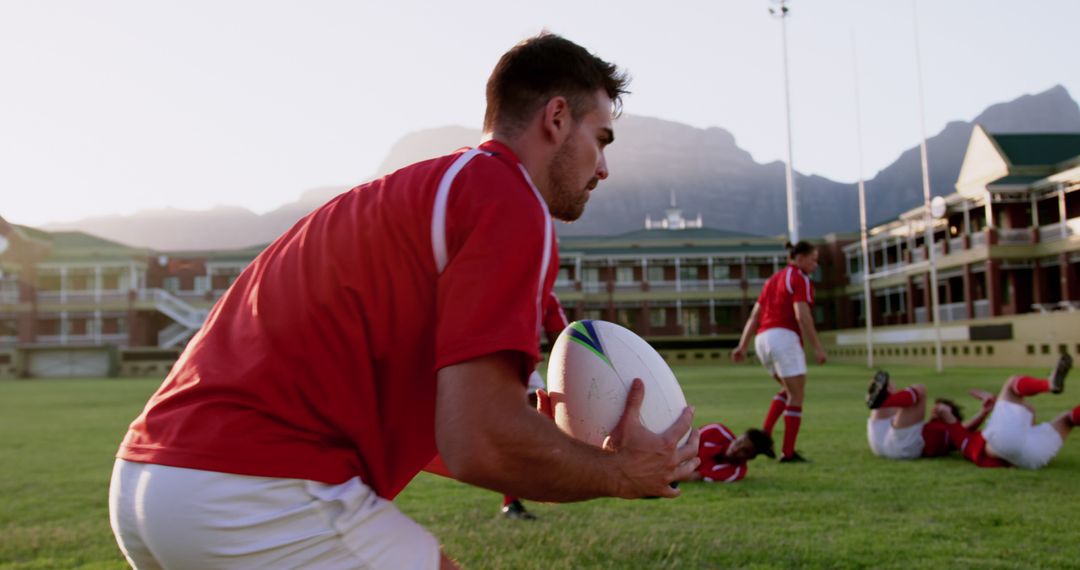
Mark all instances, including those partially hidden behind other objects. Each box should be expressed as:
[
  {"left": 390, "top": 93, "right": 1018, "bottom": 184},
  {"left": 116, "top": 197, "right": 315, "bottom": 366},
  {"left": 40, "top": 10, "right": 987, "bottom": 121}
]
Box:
[
  {"left": 754, "top": 328, "right": 807, "bottom": 378},
  {"left": 982, "top": 400, "right": 1064, "bottom": 470},
  {"left": 867, "top": 418, "right": 925, "bottom": 460},
  {"left": 527, "top": 369, "right": 545, "bottom": 392},
  {"left": 109, "top": 459, "right": 440, "bottom": 569}
]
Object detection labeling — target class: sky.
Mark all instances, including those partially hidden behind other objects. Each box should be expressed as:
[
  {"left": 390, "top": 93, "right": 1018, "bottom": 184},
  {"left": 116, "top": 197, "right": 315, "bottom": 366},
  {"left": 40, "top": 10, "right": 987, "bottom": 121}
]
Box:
[{"left": 2, "top": 0, "right": 1077, "bottom": 227}]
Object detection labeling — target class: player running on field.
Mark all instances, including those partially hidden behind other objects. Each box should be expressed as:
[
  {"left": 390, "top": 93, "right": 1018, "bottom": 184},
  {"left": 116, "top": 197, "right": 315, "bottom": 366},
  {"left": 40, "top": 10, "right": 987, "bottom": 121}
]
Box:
[
  {"left": 110, "top": 34, "right": 700, "bottom": 570},
  {"left": 865, "top": 371, "right": 994, "bottom": 461},
  {"left": 731, "top": 241, "right": 826, "bottom": 463},
  {"left": 683, "top": 423, "right": 774, "bottom": 483}
]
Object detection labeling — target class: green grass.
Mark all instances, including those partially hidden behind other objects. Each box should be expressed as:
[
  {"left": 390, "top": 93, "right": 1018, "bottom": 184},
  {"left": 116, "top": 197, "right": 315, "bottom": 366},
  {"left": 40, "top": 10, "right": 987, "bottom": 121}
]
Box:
[{"left": 2, "top": 365, "right": 1078, "bottom": 569}]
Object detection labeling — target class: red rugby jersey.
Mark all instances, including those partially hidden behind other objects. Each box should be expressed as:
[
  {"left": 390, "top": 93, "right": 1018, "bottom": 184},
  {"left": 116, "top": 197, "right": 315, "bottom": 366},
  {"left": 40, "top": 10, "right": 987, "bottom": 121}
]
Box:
[
  {"left": 756, "top": 265, "right": 814, "bottom": 337},
  {"left": 118, "top": 140, "right": 559, "bottom": 499},
  {"left": 697, "top": 423, "right": 747, "bottom": 483},
  {"left": 920, "top": 420, "right": 953, "bottom": 457}
]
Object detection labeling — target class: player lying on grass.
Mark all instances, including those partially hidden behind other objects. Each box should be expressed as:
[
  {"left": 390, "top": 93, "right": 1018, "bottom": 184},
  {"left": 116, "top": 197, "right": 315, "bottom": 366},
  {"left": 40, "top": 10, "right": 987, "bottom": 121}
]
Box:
[
  {"left": 868, "top": 355, "right": 1077, "bottom": 470},
  {"left": 682, "top": 424, "right": 774, "bottom": 483},
  {"left": 968, "top": 355, "right": 1077, "bottom": 470},
  {"left": 865, "top": 371, "right": 994, "bottom": 461}
]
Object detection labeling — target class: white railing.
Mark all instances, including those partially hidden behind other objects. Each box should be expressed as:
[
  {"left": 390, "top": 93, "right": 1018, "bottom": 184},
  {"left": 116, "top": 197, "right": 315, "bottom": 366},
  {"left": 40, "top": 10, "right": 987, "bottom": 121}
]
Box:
[
  {"left": 970, "top": 231, "right": 987, "bottom": 247},
  {"left": 582, "top": 282, "right": 605, "bottom": 293},
  {"left": 680, "top": 280, "right": 710, "bottom": 291},
  {"left": 614, "top": 281, "right": 643, "bottom": 291},
  {"left": 974, "top": 299, "right": 990, "bottom": 319},
  {"left": 998, "top": 228, "right": 1033, "bottom": 245},
  {"left": 1040, "top": 219, "right": 1079, "bottom": 243},
  {"left": 30, "top": 333, "right": 129, "bottom": 347},
  {"left": 138, "top": 289, "right": 208, "bottom": 329},
  {"left": 554, "top": 279, "right": 575, "bottom": 290},
  {"left": 159, "top": 322, "right": 195, "bottom": 348},
  {"left": 948, "top": 237, "right": 965, "bottom": 252},
  {"left": 712, "top": 278, "right": 741, "bottom": 287},
  {"left": 647, "top": 280, "right": 677, "bottom": 291},
  {"left": 0, "top": 291, "right": 18, "bottom": 304},
  {"left": 914, "top": 302, "right": 970, "bottom": 324},
  {"left": 850, "top": 272, "right": 865, "bottom": 285},
  {"left": 939, "top": 302, "right": 967, "bottom": 322},
  {"left": 932, "top": 242, "right": 945, "bottom": 257},
  {"left": 912, "top": 248, "right": 927, "bottom": 263}
]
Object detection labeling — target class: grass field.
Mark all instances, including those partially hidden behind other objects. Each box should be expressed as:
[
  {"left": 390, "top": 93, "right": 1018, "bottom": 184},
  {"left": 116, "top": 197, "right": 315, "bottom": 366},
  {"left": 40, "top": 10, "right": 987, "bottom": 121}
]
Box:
[{"left": 2, "top": 364, "right": 1078, "bottom": 569}]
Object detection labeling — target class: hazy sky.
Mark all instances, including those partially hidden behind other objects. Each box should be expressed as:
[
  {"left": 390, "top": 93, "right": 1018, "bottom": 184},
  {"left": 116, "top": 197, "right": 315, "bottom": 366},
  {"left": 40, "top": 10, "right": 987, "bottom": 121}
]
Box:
[{"left": 3, "top": 1, "right": 1077, "bottom": 226}]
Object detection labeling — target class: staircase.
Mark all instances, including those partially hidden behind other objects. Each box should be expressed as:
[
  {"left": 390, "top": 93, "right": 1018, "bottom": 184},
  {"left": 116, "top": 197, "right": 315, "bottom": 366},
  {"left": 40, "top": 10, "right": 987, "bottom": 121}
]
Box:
[{"left": 146, "top": 289, "right": 210, "bottom": 348}]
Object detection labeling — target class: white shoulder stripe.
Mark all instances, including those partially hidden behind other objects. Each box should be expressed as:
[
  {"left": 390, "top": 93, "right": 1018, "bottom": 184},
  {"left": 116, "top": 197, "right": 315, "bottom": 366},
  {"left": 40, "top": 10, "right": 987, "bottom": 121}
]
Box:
[
  {"left": 432, "top": 149, "right": 486, "bottom": 274},
  {"left": 801, "top": 272, "right": 812, "bottom": 301},
  {"left": 785, "top": 267, "right": 794, "bottom": 295},
  {"left": 517, "top": 164, "right": 553, "bottom": 330}
]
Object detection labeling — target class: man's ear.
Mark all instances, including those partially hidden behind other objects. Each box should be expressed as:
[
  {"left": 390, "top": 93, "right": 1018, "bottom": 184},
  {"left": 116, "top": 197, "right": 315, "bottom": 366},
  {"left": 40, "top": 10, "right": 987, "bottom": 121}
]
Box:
[{"left": 541, "top": 96, "right": 572, "bottom": 144}]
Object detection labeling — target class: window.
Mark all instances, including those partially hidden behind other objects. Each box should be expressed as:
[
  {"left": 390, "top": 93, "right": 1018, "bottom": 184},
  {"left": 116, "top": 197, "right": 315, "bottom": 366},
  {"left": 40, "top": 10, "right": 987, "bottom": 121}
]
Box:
[
  {"left": 557, "top": 267, "right": 571, "bottom": 282},
  {"left": 584, "top": 309, "right": 603, "bottom": 321},
  {"left": 163, "top": 277, "right": 180, "bottom": 293},
  {"left": 616, "top": 267, "right": 635, "bottom": 284},
  {"left": 712, "top": 264, "right": 731, "bottom": 281},
  {"left": 583, "top": 268, "right": 600, "bottom": 284},
  {"left": 616, "top": 308, "right": 639, "bottom": 329},
  {"left": 195, "top": 276, "right": 211, "bottom": 292},
  {"left": 650, "top": 308, "right": 666, "bottom": 327},
  {"left": 679, "top": 266, "right": 699, "bottom": 282},
  {"left": 647, "top": 266, "right": 665, "bottom": 283}
]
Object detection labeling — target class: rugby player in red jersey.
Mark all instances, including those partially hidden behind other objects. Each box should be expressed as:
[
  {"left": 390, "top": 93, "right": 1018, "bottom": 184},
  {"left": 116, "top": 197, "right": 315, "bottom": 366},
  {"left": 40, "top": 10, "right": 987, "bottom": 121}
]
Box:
[
  {"left": 731, "top": 241, "right": 825, "bottom": 463},
  {"left": 682, "top": 423, "right": 775, "bottom": 483},
  {"left": 971, "top": 355, "right": 1077, "bottom": 470},
  {"left": 110, "top": 34, "right": 700, "bottom": 570},
  {"left": 866, "top": 371, "right": 994, "bottom": 461}
]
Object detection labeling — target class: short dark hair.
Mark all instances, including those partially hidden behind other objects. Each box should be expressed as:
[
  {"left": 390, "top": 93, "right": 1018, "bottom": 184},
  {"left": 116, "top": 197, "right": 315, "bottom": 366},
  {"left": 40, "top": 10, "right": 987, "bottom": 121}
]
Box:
[
  {"left": 483, "top": 33, "right": 630, "bottom": 136},
  {"left": 745, "top": 428, "right": 775, "bottom": 459},
  {"left": 785, "top": 240, "right": 817, "bottom": 260},
  {"left": 936, "top": 398, "right": 963, "bottom": 422}
]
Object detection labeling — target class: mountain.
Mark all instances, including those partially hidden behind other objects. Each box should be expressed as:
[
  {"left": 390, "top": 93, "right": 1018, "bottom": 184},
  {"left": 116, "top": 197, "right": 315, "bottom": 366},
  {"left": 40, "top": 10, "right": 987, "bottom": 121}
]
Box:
[{"left": 42, "top": 85, "right": 1080, "bottom": 248}]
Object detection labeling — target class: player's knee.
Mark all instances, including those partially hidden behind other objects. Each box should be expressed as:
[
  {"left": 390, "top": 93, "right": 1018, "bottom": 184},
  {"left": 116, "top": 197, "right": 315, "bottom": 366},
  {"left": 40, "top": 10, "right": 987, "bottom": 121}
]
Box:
[{"left": 912, "top": 384, "right": 927, "bottom": 401}]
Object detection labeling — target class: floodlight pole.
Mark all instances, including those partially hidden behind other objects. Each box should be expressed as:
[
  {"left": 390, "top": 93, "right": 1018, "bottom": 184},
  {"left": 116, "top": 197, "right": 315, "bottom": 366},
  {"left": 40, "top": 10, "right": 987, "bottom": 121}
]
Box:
[
  {"left": 771, "top": 0, "right": 799, "bottom": 244},
  {"left": 912, "top": 0, "right": 944, "bottom": 373},
  {"left": 850, "top": 31, "right": 873, "bottom": 369}
]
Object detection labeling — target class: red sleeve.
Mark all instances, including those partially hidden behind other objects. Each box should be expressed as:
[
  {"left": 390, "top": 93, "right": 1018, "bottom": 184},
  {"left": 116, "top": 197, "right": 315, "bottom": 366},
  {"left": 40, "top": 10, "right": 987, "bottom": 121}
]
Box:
[
  {"left": 434, "top": 159, "right": 553, "bottom": 371},
  {"left": 542, "top": 291, "right": 569, "bottom": 335},
  {"left": 704, "top": 462, "right": 747, "bottom": 483}
]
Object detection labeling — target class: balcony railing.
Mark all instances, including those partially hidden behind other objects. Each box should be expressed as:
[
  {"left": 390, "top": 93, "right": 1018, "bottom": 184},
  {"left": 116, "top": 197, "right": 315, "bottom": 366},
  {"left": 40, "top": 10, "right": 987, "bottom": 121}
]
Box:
[
  {"left": 914, "top": 301, "right": 970, "bottom": 324},
  {"left": 613, "top": 281, "right": 643, "bottom": 291},
  {"left": 1041, "top": 218, "right": 1080, "bottom": 243},
  {"left": 912, "top": 248, "right": 927, "bottom": 263},
  {"left": 970, "top": 231, "right": 987, "bottom": 247},
  {"left": 948, "top": 237, "right": 965, "bottom": 252},
  {"left": 647, "top": 280, "right": 677, "bottom": 291},
  {"left": 974, "top": 299, "right": 990, "bottom": 319},
  {"left": 998, "top": 228, "right": 1033, "bottom": 245},
  {"left": 582, "top": 282, "right": 605, "bottom": 293},
  {"left": 679, "top": 280, "right": 710, "bottom": 291}
]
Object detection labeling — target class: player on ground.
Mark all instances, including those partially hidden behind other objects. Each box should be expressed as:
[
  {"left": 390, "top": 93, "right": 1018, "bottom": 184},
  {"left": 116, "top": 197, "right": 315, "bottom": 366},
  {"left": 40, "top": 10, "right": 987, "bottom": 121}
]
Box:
[
  {"left": 682, "top": 423, "right": 774, "bottom": 483},
  {"left": 975, "top": 355, "right": 1077, "bottom": 470},
  {"left": 865, "top": 371, "right": 994, "bottom": 460},
  {"left": 731, "top": 241, "right": 825, "bottom": 463},
  {"left": 109, "top": 34, "right": 700, "bottom": 570}
]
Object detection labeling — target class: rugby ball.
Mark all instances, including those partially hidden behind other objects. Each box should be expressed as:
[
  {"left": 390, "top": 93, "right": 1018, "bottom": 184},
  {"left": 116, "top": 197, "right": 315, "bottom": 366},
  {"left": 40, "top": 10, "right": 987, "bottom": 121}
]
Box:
[{"left": 547, "top": 320, "right": 690, "bottom": 447}]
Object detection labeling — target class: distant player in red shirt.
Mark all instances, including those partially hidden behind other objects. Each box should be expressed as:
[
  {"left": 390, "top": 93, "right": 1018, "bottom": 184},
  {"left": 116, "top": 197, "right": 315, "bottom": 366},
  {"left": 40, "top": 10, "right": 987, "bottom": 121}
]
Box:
[
  {"left": 109, "top": 34, "right": 700, "bottom": 570},
  {"left": 865, "top": 371, "right": 995, "bottom": 462},
  {"left": 683, "top": 423, "right": 775, "bottom": 483},
  {"left": 731, "top": 240, "right": 825, "bottom": 463}
]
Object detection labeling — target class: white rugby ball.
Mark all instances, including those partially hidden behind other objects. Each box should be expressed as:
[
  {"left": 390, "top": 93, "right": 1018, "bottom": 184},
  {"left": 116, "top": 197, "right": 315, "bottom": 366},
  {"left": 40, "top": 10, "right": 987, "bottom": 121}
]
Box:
[{"left": 547, "top": 320, "right": 690, "bottom": 448}]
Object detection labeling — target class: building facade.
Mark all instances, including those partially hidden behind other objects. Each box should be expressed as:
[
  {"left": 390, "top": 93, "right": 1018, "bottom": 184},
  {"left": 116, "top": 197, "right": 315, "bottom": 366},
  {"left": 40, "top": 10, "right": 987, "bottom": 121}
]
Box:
[{"left": 1, "top": 125, "right": 1077, "bottom": 377}]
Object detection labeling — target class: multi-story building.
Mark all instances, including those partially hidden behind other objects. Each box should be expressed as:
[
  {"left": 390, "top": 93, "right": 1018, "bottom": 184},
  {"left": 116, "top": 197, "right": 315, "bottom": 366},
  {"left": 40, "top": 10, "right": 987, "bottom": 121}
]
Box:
[
  {"left": 2, "top": 125, "right": 1076, "bottom": 377},
  {"left": 820, "top": 125, "right": 1080, "bottom": 367}
]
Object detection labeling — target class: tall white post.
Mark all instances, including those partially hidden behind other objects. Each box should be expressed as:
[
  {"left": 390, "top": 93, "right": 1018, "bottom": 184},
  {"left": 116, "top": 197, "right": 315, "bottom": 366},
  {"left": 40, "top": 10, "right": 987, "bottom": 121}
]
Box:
[
  {"left": 771, "top": 0, "right": 799, "bottom": 243},
  {"left": 851, "top": 30, "right": 874, "bottom": 368},
  {"left": 913, "top": 0, "right": 944, "bottom": 373}
]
